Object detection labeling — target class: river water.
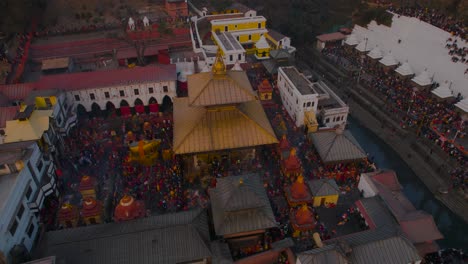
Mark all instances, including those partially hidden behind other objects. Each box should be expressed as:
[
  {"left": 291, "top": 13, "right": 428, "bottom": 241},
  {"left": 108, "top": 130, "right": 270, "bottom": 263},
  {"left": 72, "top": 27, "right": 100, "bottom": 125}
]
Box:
[{"left": 347, "top": 117, "right": 468, "bottom": 251}]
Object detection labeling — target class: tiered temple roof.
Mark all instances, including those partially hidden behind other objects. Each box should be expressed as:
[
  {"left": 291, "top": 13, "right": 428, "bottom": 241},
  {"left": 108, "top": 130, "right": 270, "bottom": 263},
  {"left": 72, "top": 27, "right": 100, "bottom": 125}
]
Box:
[{"left": 114, "top": 194, "right": 146, "bottom": 222}]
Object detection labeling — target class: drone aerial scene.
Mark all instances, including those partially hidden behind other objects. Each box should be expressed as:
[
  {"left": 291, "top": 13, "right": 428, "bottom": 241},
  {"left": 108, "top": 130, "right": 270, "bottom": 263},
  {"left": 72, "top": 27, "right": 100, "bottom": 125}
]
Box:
[{"left": 0, "top": 0, "right": 467, "bottom": 263}]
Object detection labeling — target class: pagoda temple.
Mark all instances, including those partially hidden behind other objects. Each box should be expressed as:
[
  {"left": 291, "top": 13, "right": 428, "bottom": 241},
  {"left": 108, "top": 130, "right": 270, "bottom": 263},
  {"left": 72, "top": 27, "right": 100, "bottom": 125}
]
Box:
[
  {"left": 57, "top": 203, "right": 79, "bottom": 228},
  {"left": 114, "top": 194, "right": 146, "bottom": 222},
  {"left": 81, "top": 197, "right": 103, "bottom": 225},
  {"left": 277, "top": 135, "right": 291, "bottom": 159},
  {"left": 78, "top": 175, "right": 97, "bottom": 199},
  {"left": 281, "top": 148, "right": 302, "bottom": 177},
  {"left": 284, "top": 175, "right": 313, "bottom": 206},
  {"left": 257, "top": 79, "right": 273, "bottom": 100},
  {"left": 173, "top": 52, "right": 278, "bottom": 173},
  {"left": 290, "top": 204, "right": 316, "bottom": 237}
]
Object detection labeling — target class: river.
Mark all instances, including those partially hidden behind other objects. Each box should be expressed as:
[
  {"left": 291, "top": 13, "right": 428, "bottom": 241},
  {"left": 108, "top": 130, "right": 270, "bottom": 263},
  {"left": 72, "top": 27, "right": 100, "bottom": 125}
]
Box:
[{"left": 347, "top": 116, "right": 468, "bottom": 251}]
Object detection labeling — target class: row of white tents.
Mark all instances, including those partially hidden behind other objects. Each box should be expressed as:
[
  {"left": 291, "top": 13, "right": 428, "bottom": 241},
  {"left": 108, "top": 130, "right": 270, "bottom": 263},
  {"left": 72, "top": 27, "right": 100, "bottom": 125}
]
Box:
[{"left": 342, "top": 14, "right": 468, "bottom": 115}]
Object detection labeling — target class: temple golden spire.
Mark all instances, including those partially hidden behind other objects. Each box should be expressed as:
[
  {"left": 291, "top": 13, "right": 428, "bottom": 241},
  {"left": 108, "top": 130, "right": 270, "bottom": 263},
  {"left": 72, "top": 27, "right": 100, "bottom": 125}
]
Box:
[{"left": 212, "top": 50, "right": 226, "bottom": 75}]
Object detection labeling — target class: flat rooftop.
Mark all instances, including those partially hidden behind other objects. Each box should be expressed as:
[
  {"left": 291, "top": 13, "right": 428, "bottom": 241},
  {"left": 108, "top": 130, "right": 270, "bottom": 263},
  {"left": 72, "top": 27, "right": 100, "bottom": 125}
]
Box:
[
  {"left": 214, "top": 32, "right": 244, "bottom": 53},
  {"left": 211, "top": 16, "right": 266, "bottom": 26},
  {"left": 281, "top": 67, "right": 317, "bottom": 95}
]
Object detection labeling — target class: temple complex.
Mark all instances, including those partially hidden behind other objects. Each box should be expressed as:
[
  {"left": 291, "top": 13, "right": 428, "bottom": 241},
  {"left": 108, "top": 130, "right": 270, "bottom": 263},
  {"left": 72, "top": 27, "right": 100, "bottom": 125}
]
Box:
[
  {"left": 257, "top": 79, "right": 273, "bottom": 101},
  {"left": 277, "top": 135, "right": 291, "bottom": 159},
  {"left": 173, "top": 53, "right": 277, "bottom": 175},
  {"left": 290, "top": 204, "right": 316, "bottom": 237},
  {"left": 78, "top": 175, "right": 97, "bottom": 199},
  {"left": 81, "top": 197, "right": 103, "bottom": 225},
  {"left": 281, "top": 148, "right": 302, "bottom": 178},
  {"left": 57, "top": 203, "right": 79, "bottom": 228},
  {"left": 285, "top": 175, "right": 313, "bottom": 206},
  {"left": 113, "top": 195, "right": 146, "bottom": 222}
]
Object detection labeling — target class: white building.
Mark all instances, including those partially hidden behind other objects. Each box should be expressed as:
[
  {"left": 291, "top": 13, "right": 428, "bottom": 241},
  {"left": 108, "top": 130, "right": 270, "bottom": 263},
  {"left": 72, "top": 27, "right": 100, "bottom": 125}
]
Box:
[
  {"left": 212, "top": 31, "right": 246, "bottom": 64},
  {"left": 0, "top": 90, "right": 69, "bottom": 262},
  {"left": 277, "top": 66, "right": 349, "bottom": 128},
  {"left": 34, "top": 64, "right": 178, "bottom": 112}
]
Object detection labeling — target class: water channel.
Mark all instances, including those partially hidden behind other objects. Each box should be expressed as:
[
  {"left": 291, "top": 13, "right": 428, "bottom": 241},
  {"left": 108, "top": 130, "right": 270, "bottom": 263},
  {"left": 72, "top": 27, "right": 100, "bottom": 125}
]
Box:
[{"left": 347, "top": 116, "right": 468, "bottom": 251}]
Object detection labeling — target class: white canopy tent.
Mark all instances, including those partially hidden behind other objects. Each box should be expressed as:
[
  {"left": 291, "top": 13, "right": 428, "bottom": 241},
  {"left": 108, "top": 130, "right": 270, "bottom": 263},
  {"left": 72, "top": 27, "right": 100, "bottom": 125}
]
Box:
[
  {"left": 368, "top": 46, "right": 383, "bottom": 59},
  {"left": 355, "top": 39, "right": 372, "bottom": 52},
  {"left": 345, "top": 34, "right": 359, "bottom": 46},
  {"left": 412, "top": 69, "right": 433, "bottom": 87},
  {"left": 431, "top": 81, "right": 453, "bottom": 99},
  {"left": 395, "top": 61, "right": 414, "bottom": 76},
  {"left": 379, "top": 52, "right": 398, "bottom": 67}
]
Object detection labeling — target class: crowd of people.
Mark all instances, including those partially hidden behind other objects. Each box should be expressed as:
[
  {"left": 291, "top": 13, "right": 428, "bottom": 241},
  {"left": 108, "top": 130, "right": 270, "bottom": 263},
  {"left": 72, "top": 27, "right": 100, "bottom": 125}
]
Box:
[
  {"left": 424, "top": 248, "right": 467, "bottom": 264},
  {"left": 388, "top": 6, "right": 466, "bottom": 40},
  {"left": 321, "top": 46, "right": 467, "bottom": 186}
]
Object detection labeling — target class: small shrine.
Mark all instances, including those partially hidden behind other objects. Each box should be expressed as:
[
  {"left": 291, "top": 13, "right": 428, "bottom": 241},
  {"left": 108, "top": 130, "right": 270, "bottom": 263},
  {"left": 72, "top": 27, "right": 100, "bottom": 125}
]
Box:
[
  {"left": 281, "top": 148, "right": 302, "bottom": 178},
  {"left": 257, "top": 79, "right": 273, "bottom": 100},
  {"left": 81, "top": 197, "right": 103, "bottom": 225},
  {"left": 79, "top": 175, "right": 97, "bottom": 199},
  {"left": 284, "top": 175, "right": 313, "bottom": 206},
  {"left": 114, "top": 194, "right": 146, "bottom": 222},
  {"left": 290, "top": 204, "right": 316, "bottom": 237},
  {"left": 277, "top": 135, "right": 291, "bottom": 159},
  {"left": 57, "top": 203, "right": 79, "bottom": 228}
]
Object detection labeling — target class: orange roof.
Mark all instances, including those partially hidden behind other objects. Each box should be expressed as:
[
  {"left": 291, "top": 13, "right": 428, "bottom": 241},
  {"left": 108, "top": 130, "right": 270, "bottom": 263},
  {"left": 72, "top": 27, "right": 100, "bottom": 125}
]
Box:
[
  {"left": 290, "top": 175, "right": 310, "bottom": 200},
  {"left": 283, "top": 148, "right": 301, "bottom": 171},
  {"left": 114, "top": 195, "right": 146, "bottom": 222},
  {"left": 278, "top": 135, "right": 291, "bottom": 152},
  {"left": 257, "top": 79, "right": 273, "bottom": 93},
  {"left": 81, "top": 197, "right": 103, "bottom": 218},
  {"left": 57, "top": 203, "right": 79, "bottom": 222},
  {"left": 78, "top": 175, "right": 96, "bottom": 191},
  {"left": 295, "top": 205, "right": 315, "bottom": 226}
]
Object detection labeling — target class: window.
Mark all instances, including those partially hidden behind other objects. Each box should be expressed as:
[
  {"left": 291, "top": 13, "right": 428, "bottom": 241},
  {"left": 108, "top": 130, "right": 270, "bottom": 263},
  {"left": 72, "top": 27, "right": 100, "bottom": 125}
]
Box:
[
  {"left": 148, "top": 87, "right": 154, "bottom": 94},
  {"left": 17, "top": 204, "right": 25, "bottom": 220},
  {"left": 248, "top": 35, "right": 251, "bottom": 40},
  {"left": 104, "top": 92, "right": 110, "bottom": 99},
  {"left": 303, "top": 103, "right": 306, "bottom": 107},
  {"left": 325, "top": 118, "right": 330, "bottom": 123},
  {"left": 26, "top": 186, "right": 33, "bottom": 200},
  {"left": 333, "top": 117, "right": 336, "bottom": 122},
  {"left": 238, "top": 54, "right": 241, "bottom": 61},
  {"left": 74, "top": 95, "right": 80, "bottom": 101},
  {"left": 163, "top": 86, "right": 168, "bottom": 93},
  {"left": 312, "top": 101, "right": 315, "bottom": 107},
  {"left": 9, "top": 219, "right": 18, "bottom": 236},
  {"left": 37, "top": 160, "right": 43, "bottom": 172},
  {"left": 27, "top": 219, "right": 35, "bottom": 237},
  {"left": 119, "top": 90, "right": 125, "bottom": 97},
  {"left": 134, "top": 89, "right": 139, "bottom": 95},
  {"left": 236, "top": 36, "right": 239, "bottom": 41},
  {"left": 229, "top": 55, "right": 233, "bottom": 62},
  {"left": 90, "top": 93, "right": 95, "bottom": 100},
  {"left": 258, "top": 23, "right": 261, "bottom": 29},
  {"left": 307, "top": 102, "right": 311, "bottom": 107},
  {"left": 63, "top": 102, "right": 68, "bottom": 110},
  {"left": 0, "top": 164, "right": 6, "bottom": 170},
  {"left": 225, "top": 26, "right": 228, "bottom": 32},
  {"left": 57, "top": 116, "right": 62, "bottom": 125},
  {"left": 296, "top": 99, "right": 298, "bottom": 104}
]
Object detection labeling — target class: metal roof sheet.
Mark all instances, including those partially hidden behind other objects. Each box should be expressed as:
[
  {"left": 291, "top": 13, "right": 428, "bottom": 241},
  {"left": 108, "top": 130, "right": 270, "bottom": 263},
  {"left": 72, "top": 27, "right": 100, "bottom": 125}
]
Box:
[
  {"left": 307, "top": 179, "right": 340, "bottom": 197},
  {"left": 316, "top": 32, "right": 346, "bottom": 42},
  {"left": 349, "top": 236, "right": 421, "bottom": 264},
  {"left": 209, "top": 174, "right": 277, "bottom": 236},
  {"left": 310, "top": 130, "right": 367, "bottom": 163},
  {"left": 37, "top": 209, "right": 212, "bottom": 264},
  {"left": 173, "top": 98, "right": 278, "bottom": 154}
]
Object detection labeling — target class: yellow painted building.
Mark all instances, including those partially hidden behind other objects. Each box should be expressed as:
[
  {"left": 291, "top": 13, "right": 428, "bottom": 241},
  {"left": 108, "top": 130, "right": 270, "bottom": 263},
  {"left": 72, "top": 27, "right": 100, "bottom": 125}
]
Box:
[
  {"left": 308, "top": 179, "right": 340, "bottom": 207},
  {"left": 211, "top": 16, "right": 267, "bottom": 45},
  {"left": 304, "top": 111, "right": 318, "bottom": 133}
]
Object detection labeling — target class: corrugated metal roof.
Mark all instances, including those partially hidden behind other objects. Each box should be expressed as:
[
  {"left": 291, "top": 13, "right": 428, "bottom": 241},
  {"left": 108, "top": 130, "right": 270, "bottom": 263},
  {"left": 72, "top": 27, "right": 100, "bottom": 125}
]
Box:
[
  {"left": 37, "top": 209, "right": 212, "bottom": 264},
  {"left": 35, "top": 64, "right": 176, "bottom": 92},
  {"left": 187, "top": 70, "right": 257, "bottom": 106},
  {"left": 350, "top": 236, "right": 420, "bottom": 264},
  {"left": 173, "top": 98, "right": 278, "bottom": 154},
  {"left": 355, "top": 196, "right": 398, "bottom": 230},
  {"left": 267, "top": 30, "right": 286, "bottom": 42},
  {"left": 400, "top": 211, "right": 443, "bottom": 243},
  {"left": 307, "top": 179, "right": 340, "bottom": 196},
  {"left": 310, "top": 130, "right": 367, "bottom": 163},
  {"left": 0, "top": 83, "right": 35, "bottom": 101},
  {"left": 209, "top": 174, "right": 277, "bottom": 236},
  {"left": 316, "top": 32, "right": 346, "bottom": 42},
  {"left": 370, "top": 170, "right": 402, "bottom": 191},
  {"left": 210, "top": 241, "right": 234, "bottom": 264},
  {"left": 297, "top": 244, "right": 348, "bottom": 264}
]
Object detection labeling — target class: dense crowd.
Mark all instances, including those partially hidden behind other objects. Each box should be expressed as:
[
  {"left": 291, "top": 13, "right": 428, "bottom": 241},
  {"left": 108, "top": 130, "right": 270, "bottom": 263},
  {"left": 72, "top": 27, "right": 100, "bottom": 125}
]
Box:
[
  {"left": 388, "top": 6, "right": 466, "bottom": 40},
  {"left": 424, "top": 248, "right": 467, "bottom": 264},
  {"left": 322, "top": 46, "right": 467, "bottom": 178}
]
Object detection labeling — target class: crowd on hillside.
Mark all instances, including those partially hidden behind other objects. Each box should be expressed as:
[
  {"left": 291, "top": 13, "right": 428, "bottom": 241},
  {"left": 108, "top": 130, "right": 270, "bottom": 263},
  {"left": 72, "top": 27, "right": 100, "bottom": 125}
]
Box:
[{"left": 388, "top": 6, "right": 466, "bottom": 40}]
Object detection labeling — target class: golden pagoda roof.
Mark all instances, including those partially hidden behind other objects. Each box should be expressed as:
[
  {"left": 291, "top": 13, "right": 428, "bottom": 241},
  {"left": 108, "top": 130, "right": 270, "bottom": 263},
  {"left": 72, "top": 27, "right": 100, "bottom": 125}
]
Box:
[
  {"left": 187, "top": 70, "right": 257, "bottom": 107},
  {"left": 173, "top": 98, "right": 278, "bottom": 154}
]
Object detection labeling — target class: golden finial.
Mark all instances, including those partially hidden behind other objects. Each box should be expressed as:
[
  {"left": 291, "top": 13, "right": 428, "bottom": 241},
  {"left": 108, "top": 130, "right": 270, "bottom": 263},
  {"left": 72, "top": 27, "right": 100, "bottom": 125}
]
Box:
[
  {"left": 239, "top": 178, "right": 244, "bottom": 186},
  {"left": 296, "top": 174, "right": 304, "bottom": 184},
  {"left": 212, "top": 50, "right": 226, "bottom": 75},
  {"left": 290, "top": 147, "right": 297, "bottom": 156}
]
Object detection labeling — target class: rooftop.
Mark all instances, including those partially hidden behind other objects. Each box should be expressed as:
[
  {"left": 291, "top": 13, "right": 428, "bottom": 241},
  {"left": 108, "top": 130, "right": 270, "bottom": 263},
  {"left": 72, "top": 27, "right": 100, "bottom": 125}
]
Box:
[
  {"left": 35, "top": 209, "right": 212, "bottom": 264},
  {"left": 4, "top": 109, "right": 53, "bottom": 143},
  {"left": 280, "top": 67, "right": 317, "bottom": 95},
  {"left": 310, "top": 130, "right": 367, "bottom": 163},
  {"left": 210, "top": 16, "right": 266, "bottom": 26},
  {"left": 214, "top": 31, "right": 245, "bottom": 52}
]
